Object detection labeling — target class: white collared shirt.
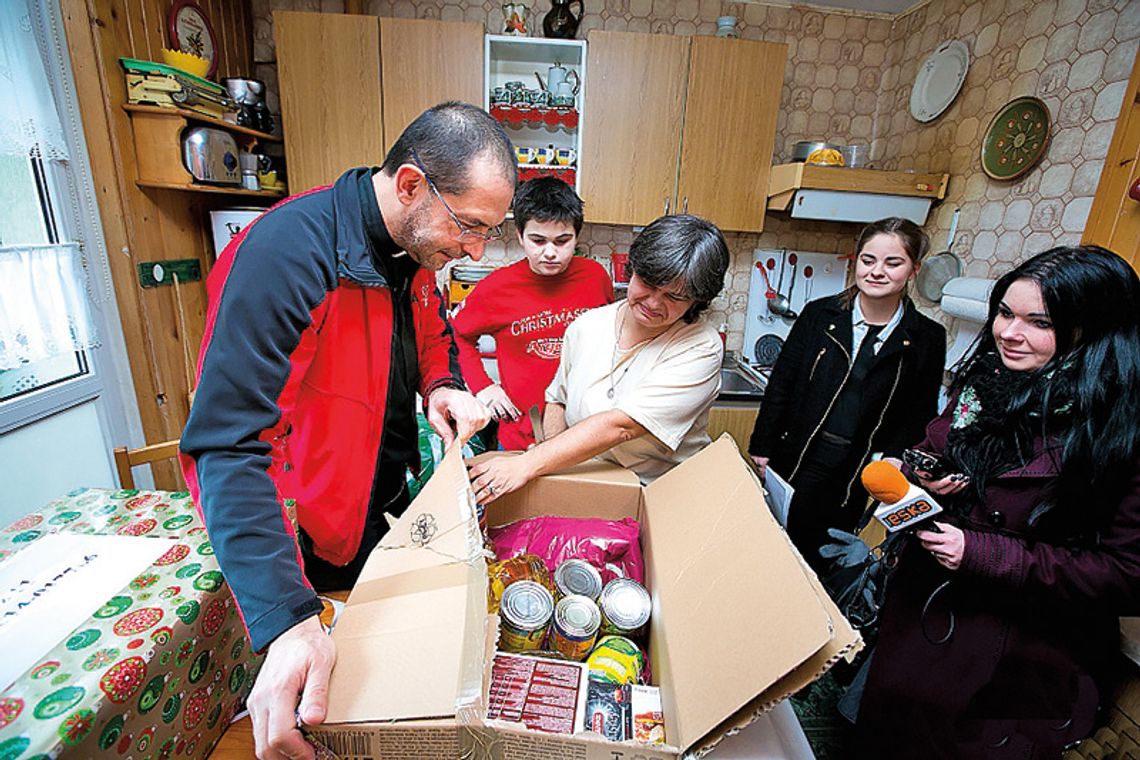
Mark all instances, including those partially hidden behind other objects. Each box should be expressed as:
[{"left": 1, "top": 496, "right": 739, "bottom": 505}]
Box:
[{"left": 852, "top": 297, "right": 904, "bottom": 357}]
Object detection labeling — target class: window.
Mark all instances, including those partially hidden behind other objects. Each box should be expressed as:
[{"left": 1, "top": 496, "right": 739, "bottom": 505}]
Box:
[
  {"left": 0, "top": 0, "right": 136, "bottom": 451},
  {"left": 0, "top": 151, "right": 91, "bottom": 402}
]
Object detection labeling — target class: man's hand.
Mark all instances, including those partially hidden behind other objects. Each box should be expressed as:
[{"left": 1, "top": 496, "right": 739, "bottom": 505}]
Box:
[
  {"left": 426, "top": 387, "right": 491, "bottom": 449},
  {"left": 476, "top": 384, "right": 521, "bottom": 423},
  {"left": 750, "top": 455, "right": 769, "bottom": 478},
  {"left": 247, "top": 616, "right": 336, "bottom": 760}
]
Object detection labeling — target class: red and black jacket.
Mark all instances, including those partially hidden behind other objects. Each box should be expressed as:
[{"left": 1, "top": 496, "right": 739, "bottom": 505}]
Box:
[{"left": 180, "top": 168, "right": 463, "bottom": 651}]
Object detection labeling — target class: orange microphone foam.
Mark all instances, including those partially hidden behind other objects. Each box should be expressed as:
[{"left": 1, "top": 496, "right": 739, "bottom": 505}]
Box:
[{"left": 861, "top": 461, "right": 910, "bottom": 504}]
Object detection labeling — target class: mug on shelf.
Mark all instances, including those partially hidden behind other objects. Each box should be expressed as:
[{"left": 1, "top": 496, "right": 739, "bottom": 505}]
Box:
[
  {"left": 555, "top": 148, "right": 576, "bottom": 166},
  {"left": 534, "top": 146, "right": 555, "bottom": 165},
  {"left": 490, "top": 87, "right": 510, "bottom": 105},
  {"left": 550, "top": 93, "right": 575, "bottom": 108},
  {"left": 515, "top": 146, "right": 537, "bottom": 164}
]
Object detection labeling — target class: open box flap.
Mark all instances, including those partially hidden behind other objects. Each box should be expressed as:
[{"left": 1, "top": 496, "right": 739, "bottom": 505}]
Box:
[
  {"left": 641, "top": 436, "right": 837, "bottom": 752},
  {"left": 325, "top": 444, "right": 484, "bottom": 724},
  {"left": 690, "top": 553, "right": 864, "bottom": 757}
]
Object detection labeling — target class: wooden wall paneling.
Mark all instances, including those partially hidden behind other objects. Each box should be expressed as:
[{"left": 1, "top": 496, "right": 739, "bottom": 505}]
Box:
[
  {"left": 63, "top": 0, "right": 173, "bottom": 484},
  {"left": 129, "top": 0, "right": 164, "bottom": 66},
  {"left": 378, "top": 18, "right": 484, "bottom": 153},
  {"left": 1083, "top": 45, "right": 1140, "bottom": 273},
  {"left": 64, "top": 0, "right": 256, "bottom": 488},
  {"left": 275, "top": 11, "right": 384, "bottom": 193}
]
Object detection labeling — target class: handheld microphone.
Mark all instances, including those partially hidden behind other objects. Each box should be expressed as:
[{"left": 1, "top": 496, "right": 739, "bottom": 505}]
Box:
[{"left": 861, "top": 460, "right": 944, "bottom": 533}]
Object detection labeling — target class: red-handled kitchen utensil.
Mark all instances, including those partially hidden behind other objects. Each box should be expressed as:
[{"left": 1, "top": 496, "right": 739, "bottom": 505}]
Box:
[{"left": 755, "top": 261, "right": 777, "bottom": 298}]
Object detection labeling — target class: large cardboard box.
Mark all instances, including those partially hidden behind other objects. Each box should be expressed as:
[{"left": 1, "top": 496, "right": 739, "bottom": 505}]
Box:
[{"left": 308, "top": 436, "right": 861, "bottom": 758}]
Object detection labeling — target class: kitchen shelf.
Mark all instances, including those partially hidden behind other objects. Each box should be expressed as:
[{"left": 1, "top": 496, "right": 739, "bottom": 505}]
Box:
[
  {"left": 135, "top": 180, "right": 286, "bottom": 198},
  {"left": 123, "top": 103, "right": 288, "bottom": 198},
  {"left": 517, "top": 166, "right": 576, "bottom": 185},
  {"left": 123, "top": 104, "right": 281, "bottom": 142},
  {"left": 768, "top": 163, "right": 949, "bottom": 209},
  {"left": 487, "top": 35, "right": 585, "bottom": 195},
  {"left": 490, "top": 104, "right": 580, "bottom": 129},
  {"left": 767, "top": 163, "right": 949, "bottom": 225}
]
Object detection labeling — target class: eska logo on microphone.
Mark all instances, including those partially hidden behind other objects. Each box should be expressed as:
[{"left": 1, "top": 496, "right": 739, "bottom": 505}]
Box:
[{"left": 882, "top": 499, "right": 937, "bottom": 528}]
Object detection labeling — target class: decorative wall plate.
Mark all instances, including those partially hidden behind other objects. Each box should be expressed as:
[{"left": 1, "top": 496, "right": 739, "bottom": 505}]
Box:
[
  {"left": 168, "top": 0, "right": 218, "bottom": 79},
  {"left": 909, "top": 40, "right": 970, "bottom": 123},
  {"left": 980, "top": 96, "right": 1051, "bottom": 181}
]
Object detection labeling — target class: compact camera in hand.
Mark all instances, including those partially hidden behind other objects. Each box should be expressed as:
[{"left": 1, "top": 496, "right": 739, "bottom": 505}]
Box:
[{"left": 902, "top": 448, "right": 950, "bottom": 480}]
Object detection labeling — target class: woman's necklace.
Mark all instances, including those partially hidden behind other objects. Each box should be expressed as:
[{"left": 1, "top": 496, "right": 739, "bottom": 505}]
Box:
[{"left": 608, "top": 306, "right": 633, "bottom": 399}]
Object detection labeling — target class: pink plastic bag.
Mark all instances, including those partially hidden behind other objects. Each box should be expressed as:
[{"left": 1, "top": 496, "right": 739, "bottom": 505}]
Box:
[{"left": 489, "top": 516, "right": 644, "bottom": 584}]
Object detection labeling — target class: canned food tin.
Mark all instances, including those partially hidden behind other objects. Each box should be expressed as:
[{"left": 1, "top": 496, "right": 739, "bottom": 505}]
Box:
[
  {"left": 499, "top": 580, "right": 554, "bottom": 652},
  {"left": 554, "top": 559, "right": 603, "bottom": 601},
  {"left": 599, "top": 578, "right": 651, "bottom": 638},
  {"left": 550, "top": 594, "right": 601, "bottom": 661}
]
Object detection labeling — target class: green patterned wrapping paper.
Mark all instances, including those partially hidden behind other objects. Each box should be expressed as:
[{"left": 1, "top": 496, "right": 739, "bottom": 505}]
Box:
[{"left": 0, "top": 488, "right": 262, "bottom": 760}]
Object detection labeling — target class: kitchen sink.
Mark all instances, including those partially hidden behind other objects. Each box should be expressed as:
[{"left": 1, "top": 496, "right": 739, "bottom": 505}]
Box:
[{"left": 717, "top": 358, "right": 767, "bottom": 400}]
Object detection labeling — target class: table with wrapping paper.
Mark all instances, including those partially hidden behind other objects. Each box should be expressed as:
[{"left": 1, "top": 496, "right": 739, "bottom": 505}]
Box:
[{"left": 0, "top": 488, "right": 261, "bottom": 759}]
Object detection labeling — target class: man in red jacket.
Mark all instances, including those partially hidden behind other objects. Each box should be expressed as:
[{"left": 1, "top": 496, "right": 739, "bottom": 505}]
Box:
[
  {"left": 452, "top": 177, "right": 613, "bottom": 449},
  {"left": 180, "top": 102, "right": 514, "bottom": 760}
]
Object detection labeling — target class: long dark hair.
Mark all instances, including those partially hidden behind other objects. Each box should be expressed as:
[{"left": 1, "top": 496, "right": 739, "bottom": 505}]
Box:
[{"left": 949, "top": 246, "right": 1140, "bottom": 531}]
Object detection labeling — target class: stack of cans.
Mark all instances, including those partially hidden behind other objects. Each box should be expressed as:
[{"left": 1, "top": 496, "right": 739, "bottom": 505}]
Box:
[
  {"left": 499, "top": 580, "right": 554, "bottom": 652},
  {"left": 599, "top": 577, "right": 652, "bottom": 638},
  {"left": 553, "top": 558, "right": 603, "bottom": 600}
]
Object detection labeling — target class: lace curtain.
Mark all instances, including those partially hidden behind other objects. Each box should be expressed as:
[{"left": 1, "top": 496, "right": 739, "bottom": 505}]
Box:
[
  {"left": 0, "top": 244, "right": 99, "bottom": 370},
  {"left": 0, "top": 1, "right": 100, "bottom": 371},
  {"left": 0, "top": 1, "right": 69, "bottom": 161}
]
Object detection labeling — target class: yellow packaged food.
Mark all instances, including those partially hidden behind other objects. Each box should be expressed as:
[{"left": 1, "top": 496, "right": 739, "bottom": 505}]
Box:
[
  {"left": 487, "top": 553, "right": 554, "bottom": 613},
  {"left": 806, "top": 147, "right": 844, "bottom": 166},
  {"left": 586, "top": 635, "right": 645, "bottom": 684}
]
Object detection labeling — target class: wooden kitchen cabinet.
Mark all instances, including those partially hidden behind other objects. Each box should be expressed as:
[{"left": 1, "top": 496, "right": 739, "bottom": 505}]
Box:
[
  {"left": 1083, "top": 45, "right": 1140, "bottom": 274},
  {"left": 707, "top": 404, "right": 761, "bottom": 456},
  {"left": 275, "top": 12, "right": 483, "bottom": 193},
  {"left": 580, "top": 31, "right": 689, "bottom": 226},
  {"left": 679, "top": 37, "right": 788, "bottom": 231},
  {"left": 379, "top": 18, "right": 484, "bottom": 155},
  {"left": 581, "top": 31, "right": 787, "bottom": 231},
  {"left": 276, "top": 11, "right": 383, "bottom": 193}
]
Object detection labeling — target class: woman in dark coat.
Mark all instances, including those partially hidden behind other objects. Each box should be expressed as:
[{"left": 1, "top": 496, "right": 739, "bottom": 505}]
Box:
[
  {"left": 748, "top": 218, "right": 946, "bottom": 572},
  {"left": 856, "top": 246, "right": 1140, "bottom": 758}
]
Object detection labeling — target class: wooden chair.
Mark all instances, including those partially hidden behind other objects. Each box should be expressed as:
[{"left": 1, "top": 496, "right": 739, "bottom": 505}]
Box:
[{"left": 112, "top": 440, "right": 183, "bottom": 489}]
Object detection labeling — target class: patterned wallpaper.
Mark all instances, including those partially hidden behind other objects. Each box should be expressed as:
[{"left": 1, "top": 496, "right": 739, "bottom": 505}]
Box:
[
  {"left": 251, "top": 0, "right": 1139, "bottom": 351},
  {"left": 876, "top": 0, "right": 1139, "bottom": 282}
]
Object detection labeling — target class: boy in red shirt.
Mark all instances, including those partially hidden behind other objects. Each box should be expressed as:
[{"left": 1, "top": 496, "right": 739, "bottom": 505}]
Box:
[{"left": 453, "top": 177, "right": 613, "bottom": 449}]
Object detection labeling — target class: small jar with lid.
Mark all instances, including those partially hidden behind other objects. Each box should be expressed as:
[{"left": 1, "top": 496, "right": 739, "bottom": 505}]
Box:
[{"left": 715, "top": 16, "right": 738, "bottom": 37}]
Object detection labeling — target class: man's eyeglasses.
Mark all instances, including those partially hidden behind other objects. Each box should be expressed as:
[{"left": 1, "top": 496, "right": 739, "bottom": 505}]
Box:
[{"left": 408, "top": 149, "right": 504, "bottom": 243}]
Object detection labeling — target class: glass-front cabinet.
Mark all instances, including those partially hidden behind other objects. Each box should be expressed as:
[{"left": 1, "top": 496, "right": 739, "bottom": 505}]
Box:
[{"left": 484, "top": 35, "right": 586, "bottom": 194}]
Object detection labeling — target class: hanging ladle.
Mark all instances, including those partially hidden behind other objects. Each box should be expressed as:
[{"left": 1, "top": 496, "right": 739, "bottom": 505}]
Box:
[{"left": 768, "top": 251, "right": 796, "bottom": 319}]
